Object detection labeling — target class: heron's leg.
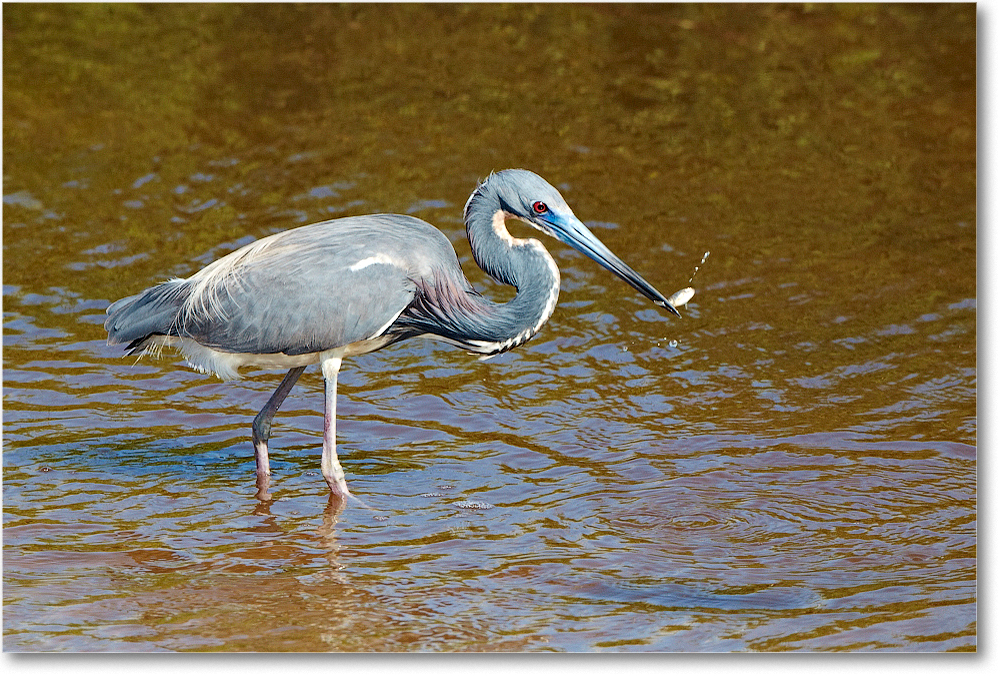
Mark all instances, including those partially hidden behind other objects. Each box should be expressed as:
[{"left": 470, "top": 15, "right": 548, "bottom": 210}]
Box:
[
  {"left": 252, "top": 366, "right": 306, "bottom": 483},
  {"left": 320, "top": 353, "right": 352, "bottom": 501}
]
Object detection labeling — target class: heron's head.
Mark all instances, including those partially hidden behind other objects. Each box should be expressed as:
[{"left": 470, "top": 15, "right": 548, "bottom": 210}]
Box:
[
  {"left": 479, "top": 169, "right": 577, "bottom": 235},
  {"left": 468, "top": 169, "right": 681, "bottom": 317}
]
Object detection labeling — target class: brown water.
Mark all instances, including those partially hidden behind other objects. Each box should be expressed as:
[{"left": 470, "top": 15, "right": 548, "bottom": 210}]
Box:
[{"left": 3, "top": 4, "right": 975, "bottom": 652}]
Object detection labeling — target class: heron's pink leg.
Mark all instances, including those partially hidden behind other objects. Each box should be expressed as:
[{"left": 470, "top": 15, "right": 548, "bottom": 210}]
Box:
[
  {"left": 252, "top": 365, "right": 306, "bottom": 499},
  {"left": 320, "top": 353, "right": 352, "bottom": 501}
]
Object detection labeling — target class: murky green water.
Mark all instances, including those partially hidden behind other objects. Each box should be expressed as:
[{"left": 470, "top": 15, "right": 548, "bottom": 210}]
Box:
[{"left": 3, "top": 4, "right": 975, "bottom": 651}]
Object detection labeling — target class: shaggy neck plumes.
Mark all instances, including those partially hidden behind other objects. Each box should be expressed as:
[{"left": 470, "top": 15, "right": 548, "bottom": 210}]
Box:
[{"left": 396, "top": 178, "right": 561, "bottom": 356}]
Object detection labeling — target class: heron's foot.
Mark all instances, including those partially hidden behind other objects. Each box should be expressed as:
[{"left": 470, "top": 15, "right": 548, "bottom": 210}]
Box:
[
  {"left": 324, "top": 481, "right": 376, "bottom": 513},
  {"left": 324, "top": 473, "right": 352, "bottom": 500}
]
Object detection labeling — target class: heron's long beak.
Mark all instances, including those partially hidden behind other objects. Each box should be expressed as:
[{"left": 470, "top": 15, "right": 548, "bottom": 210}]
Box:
[{"left": 548, "top": 215, "right": 681, "bottom": 317}]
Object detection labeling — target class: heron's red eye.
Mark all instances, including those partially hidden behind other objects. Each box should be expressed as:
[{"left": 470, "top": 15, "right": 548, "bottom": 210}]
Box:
[{"left": 532, "top": 201, "right": 548, "bottom": 215}]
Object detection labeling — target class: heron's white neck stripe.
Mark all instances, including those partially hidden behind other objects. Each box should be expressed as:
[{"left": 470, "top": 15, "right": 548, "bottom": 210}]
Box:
[
  {"left": 532, "top": 239, "right": 560, "bottom": 332},
  {"left": 492, "top": 210, "right": 536, "bottom": 247},
  {"left": 454, "top": 231, "right": 560, "bottom": 358}
]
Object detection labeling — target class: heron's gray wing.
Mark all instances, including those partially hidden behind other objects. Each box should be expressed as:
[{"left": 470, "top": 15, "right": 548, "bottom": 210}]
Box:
[{"left": 177, "top": 215, "right": 455, "bottom": 355}]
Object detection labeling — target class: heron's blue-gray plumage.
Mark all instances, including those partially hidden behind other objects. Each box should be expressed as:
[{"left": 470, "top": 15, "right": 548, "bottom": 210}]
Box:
[
  {"left": 104, "top": 169, "right": 680, "bottom": 501},
  {"left": 108, "top": 215, "right": 436, "bottom": 356},
  {"left": 106, "top": 168, "right": 675, "bottom": 380},
  {"left": 106, "top": 209, "right": 557, "bottom": 365}
]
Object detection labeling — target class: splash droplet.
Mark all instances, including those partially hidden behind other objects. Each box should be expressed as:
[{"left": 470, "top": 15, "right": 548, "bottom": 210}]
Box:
[{"left": 688, "top": 251, "right": 710, "bottom": 284}]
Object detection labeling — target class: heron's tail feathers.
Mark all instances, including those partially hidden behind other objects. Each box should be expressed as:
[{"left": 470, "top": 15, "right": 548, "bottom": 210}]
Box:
[{"left": 104, "top": 279, "right": 190, "bottom": 353}]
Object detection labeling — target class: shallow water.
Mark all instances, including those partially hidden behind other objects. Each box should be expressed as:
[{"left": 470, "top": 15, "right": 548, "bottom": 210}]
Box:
[{"left": 3, "top": 4, "right": 975, "bottom": 651}]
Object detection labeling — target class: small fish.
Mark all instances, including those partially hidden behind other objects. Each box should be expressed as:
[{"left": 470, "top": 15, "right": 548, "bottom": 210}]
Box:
[{"left": 667, "top": 287, "right": 695, "bottom": 308}]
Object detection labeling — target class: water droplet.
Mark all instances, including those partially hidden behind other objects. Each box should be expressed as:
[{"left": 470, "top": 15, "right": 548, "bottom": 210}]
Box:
[
  {"left": 669, "top": 339, "right": 678, "bottom": 348},
  {"left": 688, "top": 251, "right": 711, "bottom": 284}
]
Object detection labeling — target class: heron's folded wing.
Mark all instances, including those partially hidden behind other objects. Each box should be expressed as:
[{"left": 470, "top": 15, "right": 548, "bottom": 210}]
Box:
[{"left": 177, "top": 216, "right": 453, "bottom": 355}]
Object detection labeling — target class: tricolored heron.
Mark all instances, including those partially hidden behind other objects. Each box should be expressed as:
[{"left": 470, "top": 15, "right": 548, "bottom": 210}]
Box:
[{"left": 105, "top": 169, "right": 680, "bottom": 504}]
